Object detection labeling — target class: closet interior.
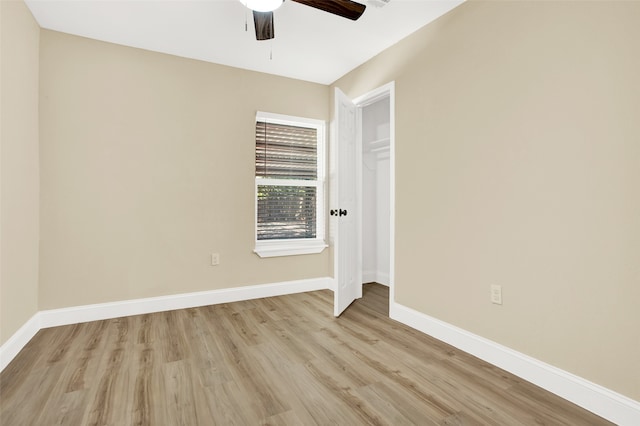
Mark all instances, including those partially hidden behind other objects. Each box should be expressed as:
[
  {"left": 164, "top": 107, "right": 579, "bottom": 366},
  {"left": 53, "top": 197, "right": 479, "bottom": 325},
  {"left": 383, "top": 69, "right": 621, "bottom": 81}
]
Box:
[{"left": 361, "top": 96, "right": 390, "bottom": 286}]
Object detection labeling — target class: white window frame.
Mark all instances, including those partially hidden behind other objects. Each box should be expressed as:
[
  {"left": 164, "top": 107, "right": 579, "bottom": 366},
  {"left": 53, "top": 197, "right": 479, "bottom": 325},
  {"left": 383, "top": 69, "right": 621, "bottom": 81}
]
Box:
[{"left": 254, "top": 111, "right": 327, "bottom": 258}]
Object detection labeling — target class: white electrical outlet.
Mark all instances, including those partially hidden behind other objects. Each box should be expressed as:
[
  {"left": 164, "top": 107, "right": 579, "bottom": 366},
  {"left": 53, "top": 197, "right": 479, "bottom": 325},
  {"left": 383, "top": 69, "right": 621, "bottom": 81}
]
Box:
[
  {"left": 491, "top": 285, "right": 502, "bottom": 305},
  {"left": 211, "top": 253, "right": 220, "bottom": 266}
]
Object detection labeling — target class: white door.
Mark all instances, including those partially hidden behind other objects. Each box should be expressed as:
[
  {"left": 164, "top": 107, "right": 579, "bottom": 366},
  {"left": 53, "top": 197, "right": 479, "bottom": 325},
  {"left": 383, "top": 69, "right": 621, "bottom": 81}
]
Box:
[{"left": 332, "top": 88, "right": 361, "bottom": 317}]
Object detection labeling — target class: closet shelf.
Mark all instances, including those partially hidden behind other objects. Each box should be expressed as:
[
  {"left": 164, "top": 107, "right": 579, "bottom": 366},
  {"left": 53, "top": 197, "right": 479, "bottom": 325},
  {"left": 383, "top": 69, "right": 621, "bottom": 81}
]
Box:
[
  {"left": 371, "top": 146, "right": 390, "bottom": 153},
  {"left": 365, "top": 137, "right": 390, "bottom": 146}
]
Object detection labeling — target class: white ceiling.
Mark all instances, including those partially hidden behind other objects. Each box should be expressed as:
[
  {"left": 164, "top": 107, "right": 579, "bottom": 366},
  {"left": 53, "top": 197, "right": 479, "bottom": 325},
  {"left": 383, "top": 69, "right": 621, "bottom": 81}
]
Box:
[{"left": 25, "top": 0, "right": 464, "bottom": 85}]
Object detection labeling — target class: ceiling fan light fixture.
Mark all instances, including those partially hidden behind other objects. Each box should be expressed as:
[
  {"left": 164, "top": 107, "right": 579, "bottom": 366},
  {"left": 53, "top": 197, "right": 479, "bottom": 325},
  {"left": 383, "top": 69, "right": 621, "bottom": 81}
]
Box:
[{"left": 242, "top": 0, "right": 284, "bottom": 13}]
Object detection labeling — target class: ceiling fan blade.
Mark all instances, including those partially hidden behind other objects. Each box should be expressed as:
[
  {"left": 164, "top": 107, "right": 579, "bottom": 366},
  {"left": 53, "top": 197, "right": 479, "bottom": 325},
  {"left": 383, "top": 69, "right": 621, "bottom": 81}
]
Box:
[
  {"left": 253, "top": 10, "right": 274, "bottom": 40},
  {"left": 292, "top": 0, "right": 366, "bottom": 21}
]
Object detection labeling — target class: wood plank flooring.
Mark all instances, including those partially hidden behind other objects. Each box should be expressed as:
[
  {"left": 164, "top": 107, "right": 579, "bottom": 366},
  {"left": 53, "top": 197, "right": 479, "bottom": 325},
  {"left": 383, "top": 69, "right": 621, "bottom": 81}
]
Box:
[{"left": 0, "top": 284, "right": 611, "bottom": 425}]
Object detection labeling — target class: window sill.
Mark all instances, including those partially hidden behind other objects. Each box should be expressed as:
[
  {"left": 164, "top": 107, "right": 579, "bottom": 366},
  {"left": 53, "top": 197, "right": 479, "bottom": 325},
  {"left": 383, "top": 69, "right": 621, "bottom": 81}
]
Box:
[{"left": 254, "top": 239, "right": 327, "bottom": 258}]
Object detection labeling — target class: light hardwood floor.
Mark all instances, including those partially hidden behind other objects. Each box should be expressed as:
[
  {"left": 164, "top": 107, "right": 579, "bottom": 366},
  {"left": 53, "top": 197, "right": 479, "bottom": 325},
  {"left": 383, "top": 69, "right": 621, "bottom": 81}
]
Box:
[{"left": 0, "top": 284, "right": 611, "bottom": 425}]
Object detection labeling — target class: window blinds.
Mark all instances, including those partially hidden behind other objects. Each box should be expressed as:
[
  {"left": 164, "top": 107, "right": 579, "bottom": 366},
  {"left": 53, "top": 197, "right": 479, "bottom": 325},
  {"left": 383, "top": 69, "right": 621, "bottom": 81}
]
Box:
[
  {"left": 256, "top": 122, "right": 317, "bottom": 180},
  {"left": 257, "top": 185, "right": 317, "bottom": 240},
  {"left": 256, "top": 121, "right": 319, "bottom": 241}
]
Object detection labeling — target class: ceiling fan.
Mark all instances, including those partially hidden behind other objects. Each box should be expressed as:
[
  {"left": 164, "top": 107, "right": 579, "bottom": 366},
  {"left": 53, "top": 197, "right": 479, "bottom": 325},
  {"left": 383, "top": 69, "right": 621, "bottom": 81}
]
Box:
[{"left": 240, "top": 0, "right": 367, "bottom": 41}]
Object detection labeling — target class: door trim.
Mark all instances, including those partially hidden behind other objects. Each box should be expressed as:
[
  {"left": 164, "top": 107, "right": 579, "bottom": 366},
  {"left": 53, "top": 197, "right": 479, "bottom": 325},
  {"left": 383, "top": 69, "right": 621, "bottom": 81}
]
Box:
[{"left": 353, "top": 81, "right": 396, "bottom": 311}]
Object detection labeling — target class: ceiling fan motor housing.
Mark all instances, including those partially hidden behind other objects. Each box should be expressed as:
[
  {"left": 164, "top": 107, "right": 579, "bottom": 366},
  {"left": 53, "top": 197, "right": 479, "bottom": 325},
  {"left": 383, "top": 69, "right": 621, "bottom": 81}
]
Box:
[{"left": 243, "top": 0, "right": 284, "bottom": 13}]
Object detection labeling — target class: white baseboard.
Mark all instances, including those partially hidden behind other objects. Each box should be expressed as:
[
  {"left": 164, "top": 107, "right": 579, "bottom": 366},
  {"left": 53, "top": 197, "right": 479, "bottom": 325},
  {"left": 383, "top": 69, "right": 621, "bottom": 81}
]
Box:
[
  {"left": 375, "top": 272, "right": 390, "bottom": 287},
  {"left": 1, "top": 277, "right": 332, "bottom": 372},
  {"left": 362, "top": 270, "right": 390, "bottom": 286},
  {"left": 0, "top": 313, "right": 41, "bottom": 371},
  {"left": 363, "top": 270, "right": 376, "bottom": 283},
  {"left": 390, "top": 302, "right": 640, "bottom": 426}
]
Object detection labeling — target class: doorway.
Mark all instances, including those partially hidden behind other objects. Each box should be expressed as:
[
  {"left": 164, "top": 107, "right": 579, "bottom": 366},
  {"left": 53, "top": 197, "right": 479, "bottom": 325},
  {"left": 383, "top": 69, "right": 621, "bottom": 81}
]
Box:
[
  {"left": 359, "top": 96, "right": 391, "bottom": 290},
  {"left": 332, "top": 82, "right": 394, "bottom": 317}
]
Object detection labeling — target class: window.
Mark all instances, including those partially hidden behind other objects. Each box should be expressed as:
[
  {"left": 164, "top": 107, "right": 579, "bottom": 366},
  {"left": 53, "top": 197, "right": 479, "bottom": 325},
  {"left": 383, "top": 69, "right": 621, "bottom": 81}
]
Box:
[{"left": 254, "top": 112, "right": 326, "bottom": 258}]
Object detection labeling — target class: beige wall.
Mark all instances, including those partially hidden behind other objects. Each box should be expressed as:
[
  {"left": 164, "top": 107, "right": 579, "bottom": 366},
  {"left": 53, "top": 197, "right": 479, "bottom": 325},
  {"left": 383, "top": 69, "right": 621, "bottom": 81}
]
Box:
[
  {"left": 38, "top": 31, "right": 330, "bottom": 309},
  {"left": 0, "top": 0, "right": 40, "bottom": 345},
  {"left": 333, "top": 1, "right": 640, "bottom": 401}
]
